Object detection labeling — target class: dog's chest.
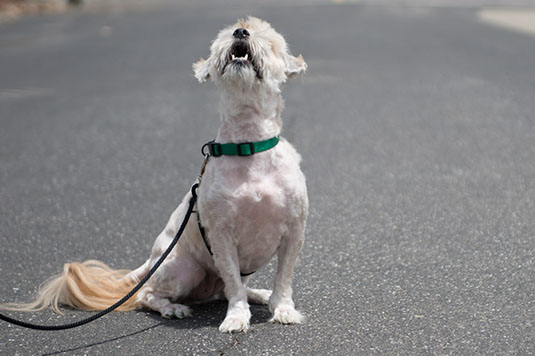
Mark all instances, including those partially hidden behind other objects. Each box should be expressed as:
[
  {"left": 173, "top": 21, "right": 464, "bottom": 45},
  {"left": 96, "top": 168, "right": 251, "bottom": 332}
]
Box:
[
  {"left": 201, "top": 161, "right": 297, "bottom": 228},
  {"left": 197, "top": 146, "right": 306, "bottom": 262}
]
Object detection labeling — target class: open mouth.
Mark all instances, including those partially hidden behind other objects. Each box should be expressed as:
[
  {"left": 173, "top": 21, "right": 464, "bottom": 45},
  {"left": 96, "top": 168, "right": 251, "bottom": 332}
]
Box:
[
  {"left": 229, "top": 41, "right": 251, "bottom": 62},
  {"left": 223, "top": 40, "right": 262, "bottom": 79}
]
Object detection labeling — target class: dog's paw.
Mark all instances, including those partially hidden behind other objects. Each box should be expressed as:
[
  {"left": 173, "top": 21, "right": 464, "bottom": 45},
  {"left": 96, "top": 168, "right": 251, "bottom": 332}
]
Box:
[
  {"left": 269, "top": 305, "right": 304, "bottom": 325},
  {"left": 247, "top": 288, "right": 272, "bottom": 305},
  {"left": 219, "top": 307, "right": 251, "bottom": 333},
  {"left": 219, "top": 315, "right": 250, "bottom": 333},
  {"left": 160, "top": 303, "right": 192, "bottom": 319}
]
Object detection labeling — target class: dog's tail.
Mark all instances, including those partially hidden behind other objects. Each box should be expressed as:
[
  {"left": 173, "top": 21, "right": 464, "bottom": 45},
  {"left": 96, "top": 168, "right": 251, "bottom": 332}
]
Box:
[{"left": 0, "top": 260, "right": 149, "bottom": 314}]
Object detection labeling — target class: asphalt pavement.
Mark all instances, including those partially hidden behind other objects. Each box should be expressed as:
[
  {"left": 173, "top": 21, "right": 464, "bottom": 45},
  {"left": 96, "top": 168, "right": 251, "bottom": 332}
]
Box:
[{"left": 1, "top": 1, "right": 534, "bottom": 355}]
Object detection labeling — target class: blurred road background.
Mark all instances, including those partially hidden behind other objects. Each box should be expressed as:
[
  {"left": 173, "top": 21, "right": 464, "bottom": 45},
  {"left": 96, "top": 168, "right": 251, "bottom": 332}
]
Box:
[{"left": 1, "top": 1, "right": 534, "bottom": 355}]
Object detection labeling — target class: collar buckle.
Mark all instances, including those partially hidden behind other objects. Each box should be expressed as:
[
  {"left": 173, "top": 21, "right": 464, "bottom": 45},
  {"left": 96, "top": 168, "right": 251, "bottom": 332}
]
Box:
[{"left": 236, "top": 142, "right": 255, "bottom": 156}]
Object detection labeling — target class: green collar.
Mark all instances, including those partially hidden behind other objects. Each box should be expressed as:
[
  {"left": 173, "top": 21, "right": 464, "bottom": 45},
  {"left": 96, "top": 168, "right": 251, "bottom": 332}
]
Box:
[{"left": 203, "top": 136, "right": 280, "bottom": 157}]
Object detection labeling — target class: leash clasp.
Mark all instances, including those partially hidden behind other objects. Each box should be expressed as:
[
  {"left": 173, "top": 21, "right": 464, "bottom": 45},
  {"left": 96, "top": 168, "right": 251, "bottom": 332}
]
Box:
[{"left": 198, "top": 141, "right": 212, "bottom": 185}]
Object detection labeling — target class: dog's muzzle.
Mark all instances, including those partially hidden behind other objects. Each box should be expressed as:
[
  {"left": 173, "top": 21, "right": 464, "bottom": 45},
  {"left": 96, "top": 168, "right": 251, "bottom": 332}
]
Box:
[{"left": 222, "top": 38, "right": 263, "bottom": 79}]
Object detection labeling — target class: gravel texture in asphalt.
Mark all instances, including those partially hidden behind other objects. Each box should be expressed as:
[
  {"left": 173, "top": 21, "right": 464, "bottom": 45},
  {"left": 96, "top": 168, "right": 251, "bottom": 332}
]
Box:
[{"left": 1, "top": 2, "right": 534, "bottom": 355}]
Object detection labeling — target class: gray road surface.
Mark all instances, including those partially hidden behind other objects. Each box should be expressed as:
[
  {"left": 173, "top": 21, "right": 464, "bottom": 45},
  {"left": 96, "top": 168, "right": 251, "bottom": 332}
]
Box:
[{"left": 1, "top": 1, "right": 534, "bottom": 355}]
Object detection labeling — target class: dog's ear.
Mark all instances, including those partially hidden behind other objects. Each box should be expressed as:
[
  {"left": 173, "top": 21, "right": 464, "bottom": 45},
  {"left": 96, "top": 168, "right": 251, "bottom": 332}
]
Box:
[
  {"left": 284, "top": 54, "right": 307, "bottom": 78},
  {"left": 193, "top": 57, "right": 211, "bottom": 83}
]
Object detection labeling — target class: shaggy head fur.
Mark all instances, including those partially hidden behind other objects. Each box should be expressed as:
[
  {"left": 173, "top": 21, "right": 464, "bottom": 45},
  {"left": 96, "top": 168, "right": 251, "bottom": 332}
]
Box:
[
  {"left": 194, "top": 17, "right": 307, "bottom": 144},
  {"left": 193, "top": 17, "right": 307, "bottom": 93}
]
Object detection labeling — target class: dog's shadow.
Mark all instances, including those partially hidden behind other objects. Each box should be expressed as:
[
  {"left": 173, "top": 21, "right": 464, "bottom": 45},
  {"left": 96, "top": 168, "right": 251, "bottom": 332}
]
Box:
[
  {"left": 42, "top": 301, "right": 272, "bottom": 356},
  {"left": 145, "top": 299, "right": 272, "bottom": 329}
]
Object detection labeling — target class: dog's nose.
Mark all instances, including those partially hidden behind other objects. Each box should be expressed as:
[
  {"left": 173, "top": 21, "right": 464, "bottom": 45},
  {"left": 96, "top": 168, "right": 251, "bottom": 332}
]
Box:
[{"left": 233, "top": 28, "right": 250, "bottom": 39}]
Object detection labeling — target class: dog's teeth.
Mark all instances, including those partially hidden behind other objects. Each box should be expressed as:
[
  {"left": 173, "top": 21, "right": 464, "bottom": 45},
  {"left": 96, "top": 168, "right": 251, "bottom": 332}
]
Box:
[{"left": 231, "top": 53, "right": 249, "bottom": 61}]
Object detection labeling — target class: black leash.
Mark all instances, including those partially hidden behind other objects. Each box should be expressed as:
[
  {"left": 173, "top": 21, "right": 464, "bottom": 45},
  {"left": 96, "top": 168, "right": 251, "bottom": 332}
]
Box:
[
  {"left": 1, "top": 136, "right": 278, "bottom": 331},
  {"left": 0, "top": 183, "right": 199, "bottom": 331}
]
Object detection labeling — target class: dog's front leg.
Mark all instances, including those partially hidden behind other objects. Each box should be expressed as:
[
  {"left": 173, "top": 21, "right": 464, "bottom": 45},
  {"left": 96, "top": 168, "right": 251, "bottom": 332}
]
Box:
[
  {"left": 211, "top": 230, "right": 251, "bottom": 333},
  {"left": 269, "top": 222, "right": 305, "bottom": 324}
]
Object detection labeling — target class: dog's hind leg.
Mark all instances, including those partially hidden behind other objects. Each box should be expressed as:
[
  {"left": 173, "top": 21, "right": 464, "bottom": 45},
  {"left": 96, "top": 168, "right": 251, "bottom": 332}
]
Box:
[
  {"left": 240, "top": 275, "right": 272, "bottom": 305},
  {"left": 199, "top": 288, "right": 270, "bottom": 305},
  {"left": 246, "top": 288, "right": 272, "bottom": 305},
  {"left": 136, "top": 246, "right": 207, "bottom": 319},
  {"left": 138, "top": 290, "right": 192, "bottom": 319},
  {"left": 269, "top": 222, "right": 305, "bottom": 324}
]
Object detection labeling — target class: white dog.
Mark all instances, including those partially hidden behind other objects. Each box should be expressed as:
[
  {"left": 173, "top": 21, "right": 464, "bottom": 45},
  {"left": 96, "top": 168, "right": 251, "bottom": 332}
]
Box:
[{"left": 1, "top": 17, "right": 308, "bottom": 333}]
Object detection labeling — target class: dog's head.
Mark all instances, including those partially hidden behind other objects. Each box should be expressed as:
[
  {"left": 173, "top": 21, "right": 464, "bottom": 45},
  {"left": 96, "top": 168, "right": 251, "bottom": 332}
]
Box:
[{"left": 193, "top": 17, "right": 306, "bottom": 92}]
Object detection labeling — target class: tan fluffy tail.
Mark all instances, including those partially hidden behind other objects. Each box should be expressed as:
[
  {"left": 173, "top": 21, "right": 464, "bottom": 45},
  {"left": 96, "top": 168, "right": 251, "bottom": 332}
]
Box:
[{"left": 0, "top": 260, "right": 144, "bottom": 314}]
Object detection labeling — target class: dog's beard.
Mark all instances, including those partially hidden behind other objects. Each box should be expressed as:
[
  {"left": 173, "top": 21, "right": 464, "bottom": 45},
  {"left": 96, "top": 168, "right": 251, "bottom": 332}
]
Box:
[{"left": 222, "top": 63, "right": 257, "bottom": 88}]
